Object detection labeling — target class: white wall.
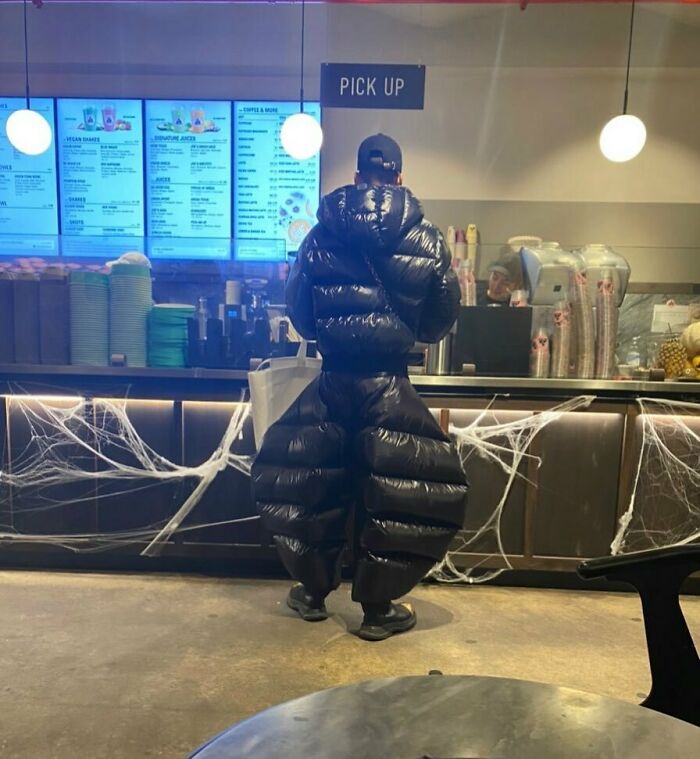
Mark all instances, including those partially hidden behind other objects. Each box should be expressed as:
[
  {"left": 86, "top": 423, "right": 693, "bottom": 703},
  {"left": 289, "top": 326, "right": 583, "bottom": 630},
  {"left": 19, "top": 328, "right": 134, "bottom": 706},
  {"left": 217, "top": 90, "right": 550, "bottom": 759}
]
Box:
[{"left": 1, "top": 2, "right": 699, "bottom": 279}]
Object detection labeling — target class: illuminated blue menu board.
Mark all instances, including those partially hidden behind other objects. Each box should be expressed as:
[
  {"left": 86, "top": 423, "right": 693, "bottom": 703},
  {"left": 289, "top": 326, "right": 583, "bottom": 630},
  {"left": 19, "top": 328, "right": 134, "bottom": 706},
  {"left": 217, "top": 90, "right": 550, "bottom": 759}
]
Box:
[
  {"left": 57, "top": 98, "right": 144, "bottom": 236},
  {"left": 146, "top": 100, "right": 232, "bottom": 239},
  {"left": 234, "top": 101, "right": 320, "bottom": 261},
  {"left": 0, "top": 97, "right": 58, "bottom": 238}
]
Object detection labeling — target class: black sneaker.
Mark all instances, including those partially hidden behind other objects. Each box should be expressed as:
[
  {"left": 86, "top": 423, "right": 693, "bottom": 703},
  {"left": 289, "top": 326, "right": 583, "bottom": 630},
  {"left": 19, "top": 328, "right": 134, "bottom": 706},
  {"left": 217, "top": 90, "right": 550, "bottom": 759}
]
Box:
[
  {"left": 286, "top": 583, "right": 328, "bottom": 622},
  {"left": 357, "top": 602, "right": 417, "bottom": 641}
]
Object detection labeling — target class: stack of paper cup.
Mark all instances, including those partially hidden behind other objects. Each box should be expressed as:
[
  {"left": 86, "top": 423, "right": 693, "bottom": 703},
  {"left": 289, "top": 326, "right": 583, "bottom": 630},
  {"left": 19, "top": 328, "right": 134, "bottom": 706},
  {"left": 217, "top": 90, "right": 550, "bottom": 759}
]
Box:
[
  {"left": 457, "top": 259, "right": 477, "bottom": 306},
  {"left": 530, "top": 328, "right": 550, "bottom": 378},
  {"left": 466, "top": 224, "right": 478, "bottom": 266},
  {"left": 570, "top": 269, "right": 595, "bottom": 378},
  {"left": 550, "top": 300, "right": 572, "bottom": 379},
  {"left": 109, "top": 263, "right": 152, "bottom": 367},
  {"left": 446, "top": 227, "right": 457, "bottom": 259},
  {"left": 595, "top": 270, "right": 618, "bottom": 379}
]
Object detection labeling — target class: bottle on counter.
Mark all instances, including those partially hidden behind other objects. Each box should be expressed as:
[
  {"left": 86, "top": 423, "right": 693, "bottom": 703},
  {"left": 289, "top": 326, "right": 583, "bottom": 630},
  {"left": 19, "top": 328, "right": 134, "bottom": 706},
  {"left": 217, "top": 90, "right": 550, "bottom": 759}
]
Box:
[
  {"left": 187, "top": 317, "right": 204, "bottom": 368},
  {"left": 624, "top": 336, "right": 642, "bottom": 368},
  {"left": 205, "top": 318, "right": 225, "bottom": 368},
  {"left": 196, "top": 297, "right": 208, "bottom": 341}
]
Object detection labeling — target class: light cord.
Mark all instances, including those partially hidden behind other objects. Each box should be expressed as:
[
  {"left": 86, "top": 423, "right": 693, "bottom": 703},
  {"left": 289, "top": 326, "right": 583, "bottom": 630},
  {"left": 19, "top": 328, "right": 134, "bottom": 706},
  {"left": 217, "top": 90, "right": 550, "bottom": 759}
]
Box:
[
  {"left": 299, "top": 0, "right": 305, "bottom": 113},
  {"left": 23, "top": 0, "right": 31, "bottom": 108},
  {"left": 623, "top": 0, "right": 636, "bottom": 115}
]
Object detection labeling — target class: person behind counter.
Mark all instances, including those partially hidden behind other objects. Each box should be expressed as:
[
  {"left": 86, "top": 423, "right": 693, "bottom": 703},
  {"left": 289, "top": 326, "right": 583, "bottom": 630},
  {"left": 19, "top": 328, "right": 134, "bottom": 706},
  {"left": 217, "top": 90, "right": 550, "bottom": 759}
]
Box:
[
  {"left": 476, "top": 251, "right": 525, "bottom": 306},
  {"left": 251, "top": 133, "right": 469, "bottom": 641}
]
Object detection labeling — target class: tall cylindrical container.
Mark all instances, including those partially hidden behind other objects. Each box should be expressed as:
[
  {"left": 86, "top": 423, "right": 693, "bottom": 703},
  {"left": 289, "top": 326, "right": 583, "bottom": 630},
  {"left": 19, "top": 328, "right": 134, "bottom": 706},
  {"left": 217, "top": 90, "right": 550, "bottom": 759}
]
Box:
[
  {"left": 570, "top": 269, "right": 595, "bottom": 378},
  {"left": 466, "top": 223, "right": 478, "bottom": 266},
  {"left": 454, "top": 228, "right": 468, "bottom": 261},
  {"left": 457, "top": 259, "right": 477, "bottom": 306},
  {"left": 595, "top": 271, "right": 619, "bottom": 379},
  {"left": 446, "top": 226, "right": 457, "bottom": 259},
  {"left": 70, "top": 271, "right": 109, "bottom": 366},
  {"left": 426, "top": 334, "right": 453, "bottom": 375},
  {"left": 109, "top": 263, "right": 152, "bottom": 368},
  {"left": 550, "top": 299, "right": 572, "bottom": 379},
  {"left": 530, "top": 328, "right": 550, "bottom": 378}
]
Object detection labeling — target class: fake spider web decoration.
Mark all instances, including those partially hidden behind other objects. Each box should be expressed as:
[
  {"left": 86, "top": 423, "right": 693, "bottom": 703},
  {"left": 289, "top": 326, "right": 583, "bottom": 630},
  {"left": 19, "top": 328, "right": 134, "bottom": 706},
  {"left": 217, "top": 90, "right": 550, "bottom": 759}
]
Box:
[
  {"left": 0, "top": 392, "right": 254, "bottom": 555},
  {"left": 1, "top": 392, "right": 698, "bottom": 578},
  {"left": 611, "top": 397, "right": 700, "bottom": 556},
  {"left": 429, "top": 394, "right": 595, "bottom": 584}
]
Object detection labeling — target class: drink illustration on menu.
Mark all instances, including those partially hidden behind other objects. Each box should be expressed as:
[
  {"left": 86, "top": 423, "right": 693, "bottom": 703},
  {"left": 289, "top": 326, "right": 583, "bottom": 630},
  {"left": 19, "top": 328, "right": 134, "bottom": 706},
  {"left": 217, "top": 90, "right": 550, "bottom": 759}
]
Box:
[
  {"left": 0, "top": 97, "right": 59, "bottom": 241},
  {"left": 146, "top": 100, "right": 231, "bottom": 241},
  {"left": 57, "top": 98, "right": 144, "bottom": 237},
  {"left": 234, "top": 101, "right": 320, "bottom": 261}
]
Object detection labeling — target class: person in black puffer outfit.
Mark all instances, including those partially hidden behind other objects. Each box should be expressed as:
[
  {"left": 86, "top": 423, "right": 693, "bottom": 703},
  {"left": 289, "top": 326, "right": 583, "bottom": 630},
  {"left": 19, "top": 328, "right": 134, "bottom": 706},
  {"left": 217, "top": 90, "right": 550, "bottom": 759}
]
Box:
[{"left": 252, "top": 134, "right": 468, "bottom": 641}]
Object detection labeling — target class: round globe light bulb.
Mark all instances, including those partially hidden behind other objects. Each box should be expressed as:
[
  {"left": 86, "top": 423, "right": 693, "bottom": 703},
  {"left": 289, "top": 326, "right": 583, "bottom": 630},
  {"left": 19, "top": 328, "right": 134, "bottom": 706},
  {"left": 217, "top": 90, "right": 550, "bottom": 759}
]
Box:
[
  {"left": 599, "top": 114, "right": 646, "bottom": 163},
  {"left": 280, "top": 112, "right": 323, "bottom": 160},
  {"left": 5, "top": 108, "right": 53, "bottom": 156}
]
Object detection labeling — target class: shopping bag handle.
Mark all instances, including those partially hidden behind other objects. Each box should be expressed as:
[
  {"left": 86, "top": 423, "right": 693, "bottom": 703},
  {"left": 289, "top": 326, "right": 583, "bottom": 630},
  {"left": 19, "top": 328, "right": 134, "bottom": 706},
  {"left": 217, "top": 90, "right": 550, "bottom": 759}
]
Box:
[{"left": 254, "top": 339, "right": 309, "bottom": 373}]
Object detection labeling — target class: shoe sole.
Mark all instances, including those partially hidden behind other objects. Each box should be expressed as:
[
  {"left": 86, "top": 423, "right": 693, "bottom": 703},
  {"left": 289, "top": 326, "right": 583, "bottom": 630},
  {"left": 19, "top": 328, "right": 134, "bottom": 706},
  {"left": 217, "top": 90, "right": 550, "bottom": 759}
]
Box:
[
  {"left": 287, "top": 596, "right": 329, "bottom": 622},
  {"left": 357, "top": 613, "right": 417, "bottom": 642}
]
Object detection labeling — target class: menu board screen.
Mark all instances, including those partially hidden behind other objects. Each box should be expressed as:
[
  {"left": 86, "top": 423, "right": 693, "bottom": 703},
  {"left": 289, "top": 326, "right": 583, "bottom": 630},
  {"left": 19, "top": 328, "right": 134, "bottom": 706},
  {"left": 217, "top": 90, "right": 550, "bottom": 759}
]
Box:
[
  {"left": 234, "top": 101, "right": 321, "bottom": 261},
  {"left": 146, "top": 100, "right": 232, "bottom": 239},
  {"left": 57, "top": 98, "right": 144, "bottom": 237},
  {"left": 0, "top": 97, "right": 59, "bottom": 238}
]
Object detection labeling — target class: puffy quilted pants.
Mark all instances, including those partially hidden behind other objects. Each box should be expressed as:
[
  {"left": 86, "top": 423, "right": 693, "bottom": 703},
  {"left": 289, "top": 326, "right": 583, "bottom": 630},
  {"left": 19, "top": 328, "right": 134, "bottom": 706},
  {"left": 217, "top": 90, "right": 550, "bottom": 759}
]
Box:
[{"left": 251, "top": 371, "right": 468, "bottom": 604}]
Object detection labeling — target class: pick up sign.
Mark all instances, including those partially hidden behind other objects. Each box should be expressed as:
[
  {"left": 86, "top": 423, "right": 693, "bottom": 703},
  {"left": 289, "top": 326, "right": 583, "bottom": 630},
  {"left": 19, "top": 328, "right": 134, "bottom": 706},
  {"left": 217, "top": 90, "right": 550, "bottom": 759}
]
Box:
[{"left": 321, "top": 64, "right": 426, "bottom": 110}]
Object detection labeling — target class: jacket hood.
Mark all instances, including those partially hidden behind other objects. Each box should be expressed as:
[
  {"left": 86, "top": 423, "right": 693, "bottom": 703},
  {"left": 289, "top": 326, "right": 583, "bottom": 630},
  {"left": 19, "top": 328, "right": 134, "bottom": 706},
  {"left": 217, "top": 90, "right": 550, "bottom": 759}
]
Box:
[{"left": 317, "top": 185, "right": 424, "bottom": 252}]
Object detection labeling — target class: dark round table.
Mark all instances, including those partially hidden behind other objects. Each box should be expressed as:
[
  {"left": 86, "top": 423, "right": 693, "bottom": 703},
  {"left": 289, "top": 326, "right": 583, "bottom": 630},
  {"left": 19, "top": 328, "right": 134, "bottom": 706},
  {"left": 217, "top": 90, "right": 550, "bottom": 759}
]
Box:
[{"left": 188, "top": 675, "right": 700, "bottom": 758}]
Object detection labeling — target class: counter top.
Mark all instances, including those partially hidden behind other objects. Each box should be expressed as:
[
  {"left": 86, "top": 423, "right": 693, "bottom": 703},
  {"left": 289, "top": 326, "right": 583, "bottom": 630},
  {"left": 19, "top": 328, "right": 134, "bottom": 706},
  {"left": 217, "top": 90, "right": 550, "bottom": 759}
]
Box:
[
  {"left": 410, "top": 373, "right": 700, "bottom": 399},
  {"left": 0, "top": 363, "right": 697, "bottom": 402},
  {"left": 0, "top": 363, "right": 248, "bottom": 382}
]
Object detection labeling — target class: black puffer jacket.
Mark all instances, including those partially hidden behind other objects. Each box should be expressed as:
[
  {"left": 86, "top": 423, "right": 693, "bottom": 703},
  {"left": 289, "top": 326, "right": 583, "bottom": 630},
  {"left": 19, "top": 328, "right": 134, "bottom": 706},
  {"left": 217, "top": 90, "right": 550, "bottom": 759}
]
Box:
[
  {"left": 286, "top": 185, "right": 460, "bottom": 361},
  {"left": 252, "top": 184, "right": 468, "bottom": 605}
]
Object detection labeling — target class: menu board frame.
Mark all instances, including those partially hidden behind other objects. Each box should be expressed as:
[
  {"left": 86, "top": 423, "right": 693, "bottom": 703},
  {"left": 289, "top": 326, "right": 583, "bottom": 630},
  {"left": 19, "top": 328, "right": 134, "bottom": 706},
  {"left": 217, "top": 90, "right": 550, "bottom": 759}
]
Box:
[
  {"left": 56, "top": 96, "right": 146, "bottom": 239},
  {"left": 0, "top": 96, "right": 60, "bottom": 244},
  {"left": 232, "top": 99, "right": 322, "bottom": 263},
  {"left": 0, "top": 95, "right": 322, "bottom": 262}
]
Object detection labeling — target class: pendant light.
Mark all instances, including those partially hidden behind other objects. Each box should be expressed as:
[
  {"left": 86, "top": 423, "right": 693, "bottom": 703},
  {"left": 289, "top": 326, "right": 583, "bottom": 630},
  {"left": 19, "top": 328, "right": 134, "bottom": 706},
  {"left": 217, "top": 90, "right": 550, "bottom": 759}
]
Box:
[
  {"left": 5, "top": 0, "right": 52, "bottom": 156},
  {"left": 280, "top": 0, "right": 323, "bottom": 160},
  {"left": 600, "top": 0, "right": 646, "bottom": 163}
]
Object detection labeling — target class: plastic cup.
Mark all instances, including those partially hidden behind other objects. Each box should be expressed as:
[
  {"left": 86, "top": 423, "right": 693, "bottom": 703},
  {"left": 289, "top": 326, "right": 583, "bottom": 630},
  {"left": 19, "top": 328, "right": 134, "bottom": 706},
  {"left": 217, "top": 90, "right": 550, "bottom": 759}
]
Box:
[
  {"left": 83, "top": 106, "right": 98, "bottom": 131},
  {"left": 102, "top": 104, "right": 116, "bottom": 131},
  {"left": 172, "top": 107, "right": 187, "bottom": 133},
  {"left": 190, "top": 108, "right": 205, "bottom": 133}
]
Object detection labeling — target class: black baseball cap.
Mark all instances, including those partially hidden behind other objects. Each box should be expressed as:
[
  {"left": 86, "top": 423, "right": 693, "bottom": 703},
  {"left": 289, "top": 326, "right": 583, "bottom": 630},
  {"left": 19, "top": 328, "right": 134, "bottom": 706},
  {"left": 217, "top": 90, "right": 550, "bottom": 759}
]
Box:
[{"left": 357, "top": 133, "right": 403, "bottom": 174}]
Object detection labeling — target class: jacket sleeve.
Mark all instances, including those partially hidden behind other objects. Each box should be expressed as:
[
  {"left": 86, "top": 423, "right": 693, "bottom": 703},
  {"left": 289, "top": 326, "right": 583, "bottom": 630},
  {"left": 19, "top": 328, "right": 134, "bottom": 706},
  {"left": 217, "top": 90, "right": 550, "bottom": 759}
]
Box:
[
  {"left": 415, "top": 226, "right": 461, "bottom": 344},
  {"left": 285, "top": 230, "right": 317, "bottom": 340}
]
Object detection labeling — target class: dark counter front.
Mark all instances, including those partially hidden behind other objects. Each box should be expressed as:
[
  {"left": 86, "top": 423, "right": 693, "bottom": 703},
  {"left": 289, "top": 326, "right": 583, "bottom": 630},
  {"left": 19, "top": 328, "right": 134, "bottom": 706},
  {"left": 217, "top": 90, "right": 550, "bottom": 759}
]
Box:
[{"left": 0, "top": 364, "right": 698, "bottom": 579}]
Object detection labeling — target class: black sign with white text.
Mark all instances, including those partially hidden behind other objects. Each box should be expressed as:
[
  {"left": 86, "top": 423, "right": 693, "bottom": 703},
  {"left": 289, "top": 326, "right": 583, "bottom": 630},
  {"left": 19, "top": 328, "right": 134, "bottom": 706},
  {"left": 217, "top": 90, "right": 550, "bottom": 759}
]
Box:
[{"left": 321, "top": 64, "right": 425, "bottom": 110}]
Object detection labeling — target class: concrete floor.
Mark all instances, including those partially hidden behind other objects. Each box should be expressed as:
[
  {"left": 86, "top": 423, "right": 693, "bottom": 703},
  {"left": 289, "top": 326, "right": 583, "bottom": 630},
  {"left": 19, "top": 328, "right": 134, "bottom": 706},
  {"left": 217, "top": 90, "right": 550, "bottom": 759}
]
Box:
[{"left": 0, "top": 572, "right": 698, "bottom": 759}]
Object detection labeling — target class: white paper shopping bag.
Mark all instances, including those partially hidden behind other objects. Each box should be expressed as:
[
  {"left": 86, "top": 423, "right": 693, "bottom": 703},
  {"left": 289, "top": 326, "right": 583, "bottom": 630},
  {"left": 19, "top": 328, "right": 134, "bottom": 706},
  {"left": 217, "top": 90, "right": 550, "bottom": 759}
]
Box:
[{"left": 248, "top": 340, "right": 322, "bottom": 448}]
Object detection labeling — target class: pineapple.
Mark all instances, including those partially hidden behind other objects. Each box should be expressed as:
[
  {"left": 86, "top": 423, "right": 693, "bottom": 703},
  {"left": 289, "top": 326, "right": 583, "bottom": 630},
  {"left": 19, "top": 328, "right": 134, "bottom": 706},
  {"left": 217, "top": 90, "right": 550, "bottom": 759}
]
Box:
[{"left": 656, "top": 336, "right": 687, "bottom": 378}]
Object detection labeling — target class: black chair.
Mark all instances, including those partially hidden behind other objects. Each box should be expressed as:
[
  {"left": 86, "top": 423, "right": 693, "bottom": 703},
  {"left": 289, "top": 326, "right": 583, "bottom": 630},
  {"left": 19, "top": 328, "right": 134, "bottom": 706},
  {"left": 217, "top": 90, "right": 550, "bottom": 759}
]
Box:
[{"left": 578, "top": 544, "right": 700, "bottom": 727}]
